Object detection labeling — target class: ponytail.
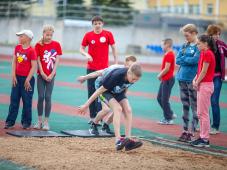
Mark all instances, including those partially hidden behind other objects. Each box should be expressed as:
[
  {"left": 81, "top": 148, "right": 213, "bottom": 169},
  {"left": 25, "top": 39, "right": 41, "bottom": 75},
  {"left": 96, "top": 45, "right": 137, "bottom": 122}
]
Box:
[
  {"left": 198, "top": 34, "right": 217, "bottom": 53},
  {"left": 39, "top": 25, "right": 55, "bottom": 46}
]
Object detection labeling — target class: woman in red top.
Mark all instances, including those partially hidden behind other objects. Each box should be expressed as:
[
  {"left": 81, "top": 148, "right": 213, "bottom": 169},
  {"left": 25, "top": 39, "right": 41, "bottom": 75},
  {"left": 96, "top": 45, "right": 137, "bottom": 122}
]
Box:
[
  {"left": 191, "top": 34, "right": 216, "bottom": 147},
  {"left": 34, "top": 25, "right": 62, "bottom": 130}
]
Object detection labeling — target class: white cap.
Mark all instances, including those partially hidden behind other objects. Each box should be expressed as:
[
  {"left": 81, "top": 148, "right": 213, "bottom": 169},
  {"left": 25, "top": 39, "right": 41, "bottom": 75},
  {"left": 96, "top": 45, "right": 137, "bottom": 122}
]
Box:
[{"left": 16, "top": 30, "right": 34, "bottom": 39}]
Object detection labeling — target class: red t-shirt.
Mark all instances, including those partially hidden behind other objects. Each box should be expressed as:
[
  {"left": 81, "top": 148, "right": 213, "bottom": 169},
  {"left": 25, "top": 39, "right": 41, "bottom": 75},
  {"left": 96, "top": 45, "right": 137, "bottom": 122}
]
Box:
[
  {"left": 81, "top": 29, "right": 115, "bottom": 70},
  {"left": 161, "top": 51, "right": 175, "bottom": 81},
  {"left": 14, "top": 45, "right": 37, "bottom": 76},
  {"left": 197, "top": 49, "right": 216, "bottom": 82},
  {"left": 35, "top": 41, "right": 62, "bottom": 76}
]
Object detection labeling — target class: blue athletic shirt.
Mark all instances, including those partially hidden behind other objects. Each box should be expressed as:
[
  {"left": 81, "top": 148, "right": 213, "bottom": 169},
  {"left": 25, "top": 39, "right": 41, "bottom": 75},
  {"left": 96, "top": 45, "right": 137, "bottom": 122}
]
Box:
[
  {"left": 100, "top": 68, "right": 133, "bottom": 94},
  {"left": 176, "top": 42, "right": 200, "bottom": 82},
  {"left": 95, "top": 64, "right": 124, "bottom": 90}
]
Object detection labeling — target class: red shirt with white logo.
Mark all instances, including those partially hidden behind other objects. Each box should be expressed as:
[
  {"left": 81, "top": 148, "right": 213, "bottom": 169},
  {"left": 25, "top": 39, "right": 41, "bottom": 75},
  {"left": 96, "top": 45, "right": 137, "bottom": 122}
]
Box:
[
  {"left": 161, "top": 51, "right": 175, "bottom": 81},
  {"left": 81, "top": 29, "right": 115, "bottom": 70},
  {"left": 35, "top": 41, "right": 62, "bottom": 76},
  {"left": 197, "top": 49, "right": 216, "bottom": 82},
  {"left": 14, "top": 45, "right": 37, "bottom": 76}
]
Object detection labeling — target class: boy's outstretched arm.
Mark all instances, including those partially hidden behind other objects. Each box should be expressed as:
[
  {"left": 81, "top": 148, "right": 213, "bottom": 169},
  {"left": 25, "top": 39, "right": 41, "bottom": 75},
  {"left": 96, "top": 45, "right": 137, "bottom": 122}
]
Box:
[
  {"left": 78, "top": 86, "right": 107, "bottom": 114},
  {"left": 77, "top": 70, "right": 104, "bottom": 83}
]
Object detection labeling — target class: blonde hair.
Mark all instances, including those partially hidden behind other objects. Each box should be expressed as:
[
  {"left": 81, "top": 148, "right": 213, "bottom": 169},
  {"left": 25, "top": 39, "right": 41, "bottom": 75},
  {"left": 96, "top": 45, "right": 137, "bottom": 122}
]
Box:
[
  {"left": 125, "top": 55, "right": 137, "bottom": 62},
  {"left": 39, "top": 25, "right": 55, "bottom": 45},
  {"left": 129, "top": 63, "right": 142, "bottom": 77},
  {"left": 180, "top": 24, "right": 198, "bottom": 34}
]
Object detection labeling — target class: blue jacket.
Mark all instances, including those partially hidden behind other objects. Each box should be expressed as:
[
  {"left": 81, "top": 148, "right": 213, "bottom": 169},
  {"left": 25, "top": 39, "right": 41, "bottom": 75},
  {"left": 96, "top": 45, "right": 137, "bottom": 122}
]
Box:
[{"left": 176, "top": 43, "right": 200, "bottom": 82}]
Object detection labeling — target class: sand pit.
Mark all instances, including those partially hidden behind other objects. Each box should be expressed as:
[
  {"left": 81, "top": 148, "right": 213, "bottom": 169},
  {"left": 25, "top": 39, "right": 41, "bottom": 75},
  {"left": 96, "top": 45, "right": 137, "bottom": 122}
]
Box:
[{"left": 0, "top": 137, "right": 227, "bottom": 170}]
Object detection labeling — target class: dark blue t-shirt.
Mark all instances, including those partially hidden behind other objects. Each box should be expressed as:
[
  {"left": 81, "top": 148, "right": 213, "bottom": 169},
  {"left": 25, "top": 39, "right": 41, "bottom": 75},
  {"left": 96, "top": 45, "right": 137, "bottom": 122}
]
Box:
[{"left": 101, "top": 68, "right": 133, "bottom": 94}]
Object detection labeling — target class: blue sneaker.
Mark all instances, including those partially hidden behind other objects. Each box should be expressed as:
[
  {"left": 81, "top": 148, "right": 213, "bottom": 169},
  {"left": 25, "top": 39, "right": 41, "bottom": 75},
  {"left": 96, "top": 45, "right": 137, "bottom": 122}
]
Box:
[
  {"left": 101, "top": 123, "right": 114, "bottom": 134},
  {"left": 190, "top": 138, "right": 210, "bottom": 148},
  {"left": 115, "top": 137, "right": 130, "bottom": 151},
  {"left": 89, "top": 122, "right": 99, "bottom": 135},
  {"left": 125, "top": 138, "right": 143, "bottom": 151}
]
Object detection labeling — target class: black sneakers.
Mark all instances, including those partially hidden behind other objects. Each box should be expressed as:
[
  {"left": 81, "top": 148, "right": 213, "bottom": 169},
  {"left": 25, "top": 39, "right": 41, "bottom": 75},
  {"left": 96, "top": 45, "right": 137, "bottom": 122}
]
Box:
[
  {"left": 178, "top": 132, "right": 194, "bottom": 143},
  {"left": 115, "top": 137, "right": 130, "bottom": 151},
  {"left": 115, "top": 138, "right": 143, "bottom": 151},
  {"left": 178, "top": 132, "right": 188, "bottom": 142},
  {"left": 125, "top": 139, "right": 143, "bottom": 151},
  {"left": 89, "top": 122, "right": 99, "bottom": 135},
  {"left": 101, "top": 123, "right": 114, "bottom": 134},
  {"left": 4, "top": 123, "right": 14, "bottom": 129},
  {"left": 190, "top": 138, "right": 210, "bottom": 148}
]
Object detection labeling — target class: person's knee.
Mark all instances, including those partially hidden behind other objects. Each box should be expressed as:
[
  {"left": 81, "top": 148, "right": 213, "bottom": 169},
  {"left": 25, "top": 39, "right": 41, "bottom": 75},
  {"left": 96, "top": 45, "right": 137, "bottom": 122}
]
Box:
[
  {"left": 45, "top": 94, "right": 51, "bottom": 103},
  {"left": 102, "top": 107, "right": 111, "bottom": 114},
  {"left": 211, "top": 96, "right": 218, "bottom": 106},
  {"left": 124, "top": 106, "right": 132, "bottom": 115},
  {"left": 113, "top": 105, "right": 122, "bottom": 114},
  {"left": 38, "top": 94, "right": 44, "bottom": 102}
]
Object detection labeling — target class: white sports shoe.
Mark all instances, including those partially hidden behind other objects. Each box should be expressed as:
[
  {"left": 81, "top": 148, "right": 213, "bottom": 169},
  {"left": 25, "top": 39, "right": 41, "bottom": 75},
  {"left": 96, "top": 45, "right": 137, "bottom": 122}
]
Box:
[
  {"left": 42, "top": 123, "right": 50, "bottom": 131},
  {"left": 210, "top": 128, "right": 220, "bottom": 135},
  {"left": 33, "top": 122, "right": 42, "bottom": 129}
]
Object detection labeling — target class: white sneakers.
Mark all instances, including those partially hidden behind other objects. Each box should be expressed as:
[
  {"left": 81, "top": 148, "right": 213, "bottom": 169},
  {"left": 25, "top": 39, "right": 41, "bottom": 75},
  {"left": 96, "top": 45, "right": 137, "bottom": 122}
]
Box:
[
  {"left": 33, "top": 122, "right": 42, "bottom": 129},
  {"left": 42, "top": 123, "right": 50, "bottom": 131},
  {"left": 210, "top": 128, "right": 220, "bottom": 135},
  {"left": 33, "top": 122, "right": 50, "bottom": 131}
]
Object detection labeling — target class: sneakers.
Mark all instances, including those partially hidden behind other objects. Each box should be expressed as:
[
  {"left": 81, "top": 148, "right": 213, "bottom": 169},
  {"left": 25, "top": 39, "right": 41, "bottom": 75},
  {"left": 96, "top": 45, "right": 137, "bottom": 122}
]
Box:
[
  {"left": 125, "top": 139, "right": 143, "bottom": 151},
  {"left": 4, "top": 123, "right": 14, "bottom": 129},
  {"left": 158, "top": 119, "right": 174, "bottom": 125},
  {"left": 42, "top": 123, "right": 50, "bottom": 131},
  {"left": 22, "top": 124, "right": 30, "bottom": 130},
  {"left": 33, "top": 122, "right": 42, "bottom": 129},
  {"left": 34, "top": 122, "right": 50, "bottom": 130},
  {"left": 210, "top": 128, "right": 220, "bottom": 135},
  {"left": 178, "top": 132, "right": 188, "bottom": 142},
  {"left": 115, "top": 137, "right": 130, "bottom": 151},
  {"left": 89, "top": 122, "right": 99, "bottom": 135},
  {"left": 190, "top": 138, "right": 210, "bottom": 148},
  {"left": 101, "top": 123, "right": 114, "bottom": 134},
  {"left": 186, "top": 133, "right": 194, "bottom": 142},
  {"left": 88, "top": 119, "right": 102, "bottom": 126},
  {"left": 178, "top": 132, "right": 193, "bottom": 143},
  {"left": 172, "top": 113, "right": 177, "bottom": 119}
]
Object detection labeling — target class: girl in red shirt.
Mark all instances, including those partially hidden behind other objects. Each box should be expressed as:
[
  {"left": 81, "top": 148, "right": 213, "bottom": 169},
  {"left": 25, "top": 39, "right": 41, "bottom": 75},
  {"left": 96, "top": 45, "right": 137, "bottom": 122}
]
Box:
[
  {"left": 191, "top": 34, "right": 216, "bottom": 147},
  {"left": 34, "top": 25, "right": 62, "bottom": 130}
]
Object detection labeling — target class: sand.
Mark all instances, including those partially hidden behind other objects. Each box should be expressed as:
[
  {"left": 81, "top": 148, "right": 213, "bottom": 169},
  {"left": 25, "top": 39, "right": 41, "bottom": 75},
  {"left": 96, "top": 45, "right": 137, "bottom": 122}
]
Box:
[{"left": 0, "top": 137, "right": 227, "bottom": 170}]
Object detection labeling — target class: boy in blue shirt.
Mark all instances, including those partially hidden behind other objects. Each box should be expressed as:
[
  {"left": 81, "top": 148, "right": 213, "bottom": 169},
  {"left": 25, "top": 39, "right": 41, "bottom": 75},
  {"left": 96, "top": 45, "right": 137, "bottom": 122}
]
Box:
[{"left": 78, "top": 63, "right": 143, "bottom": 151}]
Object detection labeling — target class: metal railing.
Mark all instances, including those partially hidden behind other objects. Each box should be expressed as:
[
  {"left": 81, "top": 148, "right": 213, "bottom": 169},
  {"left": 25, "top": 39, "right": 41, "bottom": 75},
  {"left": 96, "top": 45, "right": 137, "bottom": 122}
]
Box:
[{"left": 0, "top": 1, "right": 137, "bottom": 26}]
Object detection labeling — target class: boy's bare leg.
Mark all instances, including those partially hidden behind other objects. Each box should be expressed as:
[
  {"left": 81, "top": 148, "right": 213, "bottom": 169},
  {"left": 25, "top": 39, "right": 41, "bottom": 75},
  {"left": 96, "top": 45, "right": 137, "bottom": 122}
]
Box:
[
  {"left": 93, "top": 102, "right": 111, "bottom": 124},
  {"left": 120, "top": 99, "right": 132, "bottom": 138},
  {"left": 108, "top": 98, "right": 122, "bottom": 139},
  {"left": 105, "top": 112, "right": 113, "bottom": 124}
]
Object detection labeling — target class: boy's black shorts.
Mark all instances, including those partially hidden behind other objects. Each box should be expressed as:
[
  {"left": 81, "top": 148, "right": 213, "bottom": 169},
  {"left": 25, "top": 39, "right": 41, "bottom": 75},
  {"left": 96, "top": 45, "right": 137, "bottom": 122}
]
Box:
[{"left": 101, "top": 91, "right": 127, "bottom": 103}]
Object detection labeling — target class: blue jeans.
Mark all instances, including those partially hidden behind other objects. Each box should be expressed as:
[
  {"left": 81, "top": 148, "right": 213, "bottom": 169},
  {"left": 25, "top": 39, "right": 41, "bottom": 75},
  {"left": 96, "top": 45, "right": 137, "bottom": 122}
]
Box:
[
  {"left": 211, "top": 76, "right": 222, "bottom": 130},
  {"left": 5, "top": 75, "right": 35, "bottom": 126}
]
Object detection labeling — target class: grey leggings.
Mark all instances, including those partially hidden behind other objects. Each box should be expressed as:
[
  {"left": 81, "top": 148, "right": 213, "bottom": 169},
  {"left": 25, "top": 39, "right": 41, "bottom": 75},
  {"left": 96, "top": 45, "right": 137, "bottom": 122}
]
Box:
[
  {"left": 37, "top": 75, "right": 55, "bottom": 118},
  {"left": 179, "top": 81, "right": 198, "bottom": 132}
]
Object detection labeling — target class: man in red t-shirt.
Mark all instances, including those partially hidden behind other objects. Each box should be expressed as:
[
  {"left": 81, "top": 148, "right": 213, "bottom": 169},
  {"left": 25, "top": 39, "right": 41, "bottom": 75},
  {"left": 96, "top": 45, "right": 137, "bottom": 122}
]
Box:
[
  {"left": 5, "top": 30, "right": 37, "bottom": 129},
  {"left": 80, "top": 16, "right": 117, "bottom": 120},
  {"left": 157, "top": 38, "right": 176, "bottom": 125}
]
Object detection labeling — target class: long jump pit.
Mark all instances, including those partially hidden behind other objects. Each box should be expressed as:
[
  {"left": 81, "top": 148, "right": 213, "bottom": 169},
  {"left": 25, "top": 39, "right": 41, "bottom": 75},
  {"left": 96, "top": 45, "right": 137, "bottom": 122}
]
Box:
[{"left": 0, "top": 137, "right": 227, "bottom": 170}]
